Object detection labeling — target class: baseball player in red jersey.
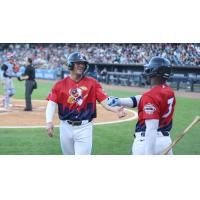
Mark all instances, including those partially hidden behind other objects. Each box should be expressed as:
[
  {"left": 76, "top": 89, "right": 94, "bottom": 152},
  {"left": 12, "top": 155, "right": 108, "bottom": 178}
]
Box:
[
  {"left": 107, "top": 57, "right": 176, "bottom": 155},
  {"left": 46, "top": 52, "right": 126, "bottom": 155}
]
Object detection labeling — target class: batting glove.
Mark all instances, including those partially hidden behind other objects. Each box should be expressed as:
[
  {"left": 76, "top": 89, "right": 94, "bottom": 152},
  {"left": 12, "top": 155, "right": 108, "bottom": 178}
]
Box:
[{"left": 107, "top": 96, "right": 121, "bottom": 107}]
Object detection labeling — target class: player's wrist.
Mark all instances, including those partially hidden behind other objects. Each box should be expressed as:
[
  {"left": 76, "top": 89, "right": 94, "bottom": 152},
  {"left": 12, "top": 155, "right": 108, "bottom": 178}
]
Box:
[{"left": 46, "top": 121, "right": 53, "bottom": 127}]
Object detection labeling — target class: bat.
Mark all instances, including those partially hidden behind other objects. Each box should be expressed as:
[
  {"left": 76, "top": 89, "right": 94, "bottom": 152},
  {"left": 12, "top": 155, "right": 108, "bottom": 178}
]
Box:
[{"left": 162, "top": 115, "right": 200, "bottom": 155}]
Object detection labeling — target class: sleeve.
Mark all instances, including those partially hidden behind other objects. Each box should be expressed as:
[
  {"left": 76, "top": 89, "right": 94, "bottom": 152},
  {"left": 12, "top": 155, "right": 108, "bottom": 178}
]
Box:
[
  {"left": 95, "top": 80, "right": 108, "bottom": 103},
  {"left": 23, "top": 67, "right": 29, "bottom": 76},
  {"left": 46, "top": 83, "right": 59, "bottom": 103},
  {"left": 140, "top": 95, "right": 160, "bottom": 120},
  {"left": 46, "top": 100, "right": 57, "bottom": 123},
  {"left": 119, "top": 97, "right": 134, "bottom": 107},
  {"left": 1, "top": 64, "right": 8, "bottom": 71},
  {"left": 129, "top": 95, "right": 142, "bottom": 108},
  {"left": 144, "top": 119, "right": 159, "bottom": 154}
]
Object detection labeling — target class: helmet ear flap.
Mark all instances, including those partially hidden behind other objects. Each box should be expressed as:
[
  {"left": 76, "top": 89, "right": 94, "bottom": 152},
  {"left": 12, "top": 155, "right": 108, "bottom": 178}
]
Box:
[
  {"left": 68, "top": 62, "right": 74, "bottom": 70},
  {"left": 83, "top": 64, "right": 89, "bottom": 77}
]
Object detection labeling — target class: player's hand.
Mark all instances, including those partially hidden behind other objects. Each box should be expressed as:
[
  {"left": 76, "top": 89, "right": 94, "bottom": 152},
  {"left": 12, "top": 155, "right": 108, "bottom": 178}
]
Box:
[
  {"left": 107, "top": 96, "right": 121, "bottom": 107},
  {"left": 17, "top": 76, "right": 22, "bottom": 81},
  {"left": 115, "top": 106, "right": 127, "bottom": 118},
  {"left": 46, "top": 122, "right": 54, "bottom": 137}
]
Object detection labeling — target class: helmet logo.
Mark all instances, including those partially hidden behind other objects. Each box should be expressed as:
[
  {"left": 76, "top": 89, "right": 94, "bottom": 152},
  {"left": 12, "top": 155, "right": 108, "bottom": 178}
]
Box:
[{"left": 79, "top": 54, "right": 83, "bottom": 59}]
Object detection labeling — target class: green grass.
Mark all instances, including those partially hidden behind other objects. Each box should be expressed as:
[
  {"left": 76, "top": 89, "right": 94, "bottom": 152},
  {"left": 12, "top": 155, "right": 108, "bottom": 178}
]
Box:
[
  {"left": 0, "top": 128, "right": 61, "bottom": 155},
  {"left": 0, "top": 79, "right": 55, "bottom": 100},
  {"left": 0, "top": 79, "right": 200, "bottom": 155}
]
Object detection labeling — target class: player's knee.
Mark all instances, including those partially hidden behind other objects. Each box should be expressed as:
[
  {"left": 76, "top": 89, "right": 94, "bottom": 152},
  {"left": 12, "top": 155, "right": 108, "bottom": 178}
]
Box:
[{"left": 8, "top": 88, "right": 16, "bottom": 97}]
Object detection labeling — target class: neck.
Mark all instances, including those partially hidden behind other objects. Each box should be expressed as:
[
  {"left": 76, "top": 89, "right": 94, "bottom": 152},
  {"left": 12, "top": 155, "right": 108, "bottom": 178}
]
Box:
[
  {"left": 151, "top": 77, "right": 165, "bottom": 86},
  {"left": 70, "top": 73, "right": 82, "bottom": 82}
]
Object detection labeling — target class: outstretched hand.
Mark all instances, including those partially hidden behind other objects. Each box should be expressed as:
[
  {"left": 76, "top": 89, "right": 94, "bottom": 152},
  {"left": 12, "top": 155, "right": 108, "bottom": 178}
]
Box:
[
  {"left": 107, "top": 96, "right": 121, "bottom": 107},
  {"left": 17, "top": 76, "right": 23, "bottom": 81},
  {"left": 115, "top": 106, "right": 127, "bottom": 118}
]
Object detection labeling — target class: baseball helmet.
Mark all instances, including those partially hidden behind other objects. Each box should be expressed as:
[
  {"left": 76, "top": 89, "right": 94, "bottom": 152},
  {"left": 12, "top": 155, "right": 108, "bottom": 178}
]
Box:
[
  {"left": 142, "top": 56, "right": 172, "bottom": 80},
  {"left": 67, "top": 52, "right": 89, "bottom": 72}
]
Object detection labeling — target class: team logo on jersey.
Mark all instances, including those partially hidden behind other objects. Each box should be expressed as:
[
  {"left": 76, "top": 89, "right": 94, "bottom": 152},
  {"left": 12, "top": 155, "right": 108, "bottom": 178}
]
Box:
[
  {"left": 144, "top": 103, "right": 156, "bottom": 114},
  {"left": 68, "top": 86, "right": 88, "bottom": 106}
]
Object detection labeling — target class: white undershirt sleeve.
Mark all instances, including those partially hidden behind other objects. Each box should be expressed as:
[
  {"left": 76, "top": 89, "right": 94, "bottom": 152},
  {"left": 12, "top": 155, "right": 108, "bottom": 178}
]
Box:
[
  {"left": 46, "top": 100, "right": 57, "bottom": 123},
  {"left": 119, "top": 95, "right": 142, "bottom": 108},
  {"left": 144, "top": 119, "right": 159, "bottom": 155}
]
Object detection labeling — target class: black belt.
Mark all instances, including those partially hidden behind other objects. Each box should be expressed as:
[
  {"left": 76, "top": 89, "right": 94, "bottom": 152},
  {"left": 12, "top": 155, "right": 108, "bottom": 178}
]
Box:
[
  {"left": 67, "top": 120, "right": 82, "bottom": 126},
  {"left": 67, "top": 120, "right": 91, "bottom": 126},
  {"left": 134, "top": 131, "right": 169, "bottom": 138}
]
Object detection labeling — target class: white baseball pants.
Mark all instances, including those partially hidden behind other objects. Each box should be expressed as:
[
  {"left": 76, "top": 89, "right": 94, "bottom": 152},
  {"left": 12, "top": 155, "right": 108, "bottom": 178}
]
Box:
[
  {"left": 132, "top": 132, "right": 173, "bottom": 155},
  {"left": 59, "top": 120, "right": 93, "bottom": 155},
  {"left": 3, "top": 77, "right": 13, "bottom": 109}
]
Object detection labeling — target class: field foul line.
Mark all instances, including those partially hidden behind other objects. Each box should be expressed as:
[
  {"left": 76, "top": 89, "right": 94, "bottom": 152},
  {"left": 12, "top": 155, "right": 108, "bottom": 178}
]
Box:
[{"left": 0, "top": 109, "right": 137, "bottom": 129}]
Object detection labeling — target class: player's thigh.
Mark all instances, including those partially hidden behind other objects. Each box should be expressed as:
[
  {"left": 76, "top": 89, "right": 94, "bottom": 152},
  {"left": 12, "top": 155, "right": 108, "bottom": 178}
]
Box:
[
  {"left": 74, "top": 123, "right": 93, "bottom": 155},
  {"left": 59, "top": 122, "right": 75, "bottom": 155},
  {"left": 156, "top": 136, "right": 173, "bottom": 155},
  {"left": 132, "top": 137, "right": 145, "bottom": 155}
]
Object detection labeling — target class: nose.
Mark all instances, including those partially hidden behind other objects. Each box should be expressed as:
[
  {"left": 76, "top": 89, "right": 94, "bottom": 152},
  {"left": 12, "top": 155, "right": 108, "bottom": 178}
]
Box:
[{"left": 75, "top": 62, "right": 86, "bottom": 68}]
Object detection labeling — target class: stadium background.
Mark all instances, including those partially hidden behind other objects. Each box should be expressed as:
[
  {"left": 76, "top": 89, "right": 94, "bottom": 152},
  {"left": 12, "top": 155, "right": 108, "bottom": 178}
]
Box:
[{"left": 0, "top": 43, "right": 200, "bottom": 154}]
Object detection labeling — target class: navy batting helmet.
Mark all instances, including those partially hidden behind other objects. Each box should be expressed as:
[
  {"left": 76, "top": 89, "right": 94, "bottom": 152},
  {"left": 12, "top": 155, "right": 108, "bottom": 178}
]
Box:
[
  {"left": 143, "top": 57, "right": 171, "bottom": 80},
  {"left": 67, "top": 52, "right": 89, "bottom": 71}
]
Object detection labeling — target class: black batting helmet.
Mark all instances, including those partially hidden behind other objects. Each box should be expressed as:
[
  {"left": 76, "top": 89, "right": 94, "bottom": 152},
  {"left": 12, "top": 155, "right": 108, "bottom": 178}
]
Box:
[
  {"left": 142, "top": 56, "right": 172, "bottom": 80},
  {"left": 67, "top": 52, "right": 89, "bottom": 71}
]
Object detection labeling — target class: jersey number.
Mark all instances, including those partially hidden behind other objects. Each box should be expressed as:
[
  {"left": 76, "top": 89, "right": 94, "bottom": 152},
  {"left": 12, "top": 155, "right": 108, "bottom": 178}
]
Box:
[{"left": 162, "top": 97, "right": 174, "bottom": 118}]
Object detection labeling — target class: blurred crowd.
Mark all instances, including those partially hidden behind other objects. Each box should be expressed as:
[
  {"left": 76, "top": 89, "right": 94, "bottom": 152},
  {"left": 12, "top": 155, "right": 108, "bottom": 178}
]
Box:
[{"left": 0, "top": 43, "right": 200, "bottom": 69}]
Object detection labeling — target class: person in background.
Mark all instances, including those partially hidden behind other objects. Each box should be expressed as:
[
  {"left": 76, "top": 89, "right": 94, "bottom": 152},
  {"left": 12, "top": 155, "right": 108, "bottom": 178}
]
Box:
[
  {"left": 18, "top": 58, "right": 37, "bottom": 111},
  {"left": 1, "top": 56, "right": 16, "bottom": 110}
]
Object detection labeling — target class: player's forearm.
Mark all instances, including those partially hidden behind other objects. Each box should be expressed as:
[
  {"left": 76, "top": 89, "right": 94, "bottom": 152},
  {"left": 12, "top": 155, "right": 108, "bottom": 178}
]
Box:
[
  {"left": 101, "top": 100, "right": 119, "bottom": 113},
  {"left": 20, "top": 75, "right": 29, "bottom": 80},
  {"left": 119, "top": 95, "right": 141, "bottom": 108},
  {"left": 107, "top": 95, "right": 141, "bottom": 108},
  {"left": 144, "top": 119, "right": 159, "bottom": 155},
  {"left": 46, "top": 100, "right": 57, "bottom": 123}
]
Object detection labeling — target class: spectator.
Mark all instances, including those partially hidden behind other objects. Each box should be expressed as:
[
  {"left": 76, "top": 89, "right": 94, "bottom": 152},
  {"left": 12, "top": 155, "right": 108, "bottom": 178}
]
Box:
[
  {"left": 100, "top": 67, "right": 108, "bottom": 83},
  {"left": 0, "top": 44, "right": 199, "bottom": 69}
]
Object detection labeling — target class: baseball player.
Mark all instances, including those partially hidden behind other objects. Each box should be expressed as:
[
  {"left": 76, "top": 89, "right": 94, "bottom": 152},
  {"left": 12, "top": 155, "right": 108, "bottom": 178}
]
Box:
[
  {"left": 46, "top": 52, "right": 126, "bottom": 155},
  {"left": 107, "top": 57, "right": 176, "bottom": 155},
  {"left": 1, "top": 57, "right": 17, "bottom": 110}
]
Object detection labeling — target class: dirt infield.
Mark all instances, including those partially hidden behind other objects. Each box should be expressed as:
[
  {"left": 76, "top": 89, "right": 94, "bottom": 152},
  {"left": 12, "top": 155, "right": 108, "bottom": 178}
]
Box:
[
  {"left": 0, "top": 99, "right": 135, "bottom": 127},
  {"left": 1, "top": 82, "right": 199, "bottom": 128}
]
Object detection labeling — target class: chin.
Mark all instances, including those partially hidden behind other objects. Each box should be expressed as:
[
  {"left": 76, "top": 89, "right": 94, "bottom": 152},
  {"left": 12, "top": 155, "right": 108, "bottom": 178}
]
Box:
[{"left": 76, "top": 72, "right": 83, "bottom": 76}]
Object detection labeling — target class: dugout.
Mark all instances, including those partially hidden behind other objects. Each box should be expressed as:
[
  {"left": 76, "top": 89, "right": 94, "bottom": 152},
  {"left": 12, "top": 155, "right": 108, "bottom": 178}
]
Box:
[{"left": 61, "top": 63, "right": 200, "bottom": 92}]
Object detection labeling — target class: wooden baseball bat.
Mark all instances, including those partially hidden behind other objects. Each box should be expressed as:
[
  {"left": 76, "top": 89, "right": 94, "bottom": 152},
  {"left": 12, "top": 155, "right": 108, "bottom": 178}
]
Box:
[{"left": 162, "top": 115, "right": 200, "bottom": 155}]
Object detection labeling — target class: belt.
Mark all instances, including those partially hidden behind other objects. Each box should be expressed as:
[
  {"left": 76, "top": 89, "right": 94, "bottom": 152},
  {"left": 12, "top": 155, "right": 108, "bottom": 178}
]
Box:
[
  {"left": 67, "top": 120, "right": 90, "bottom": 126},
  {"left": 134, "top": 131, "right": 169, "bottom": 138}
]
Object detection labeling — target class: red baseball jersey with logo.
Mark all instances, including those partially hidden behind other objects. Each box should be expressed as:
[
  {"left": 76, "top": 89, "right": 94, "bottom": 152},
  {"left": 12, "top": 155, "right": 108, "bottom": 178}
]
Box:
[
  {"left": 135, "top": 84, "right": 176, "bottom": 132},
  {"left": 47, "top": 76, "right": 108, "bottom": 121}
]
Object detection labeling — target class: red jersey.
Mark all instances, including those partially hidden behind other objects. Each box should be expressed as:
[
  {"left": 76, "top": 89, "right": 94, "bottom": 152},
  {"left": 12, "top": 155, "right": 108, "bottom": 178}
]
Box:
[
  {"left": 136, "top": 84, "right": 176, "bottom": 133},
  {"left": 47, "top": 76, "right": 108, "bottom": 121}
]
